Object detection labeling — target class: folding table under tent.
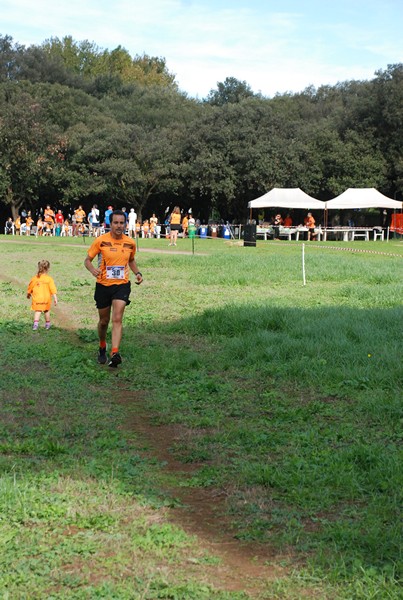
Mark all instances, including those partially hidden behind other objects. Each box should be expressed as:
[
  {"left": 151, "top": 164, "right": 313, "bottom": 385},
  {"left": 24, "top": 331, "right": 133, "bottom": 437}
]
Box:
[{"left": 325, "top": 188, "right": 403, "bottom": 237}]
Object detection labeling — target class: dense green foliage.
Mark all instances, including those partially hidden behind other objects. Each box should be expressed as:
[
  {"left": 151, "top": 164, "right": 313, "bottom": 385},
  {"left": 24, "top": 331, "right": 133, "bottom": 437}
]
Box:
[{"left": 0, "top": 34, "right": 403, "bottom": 221}]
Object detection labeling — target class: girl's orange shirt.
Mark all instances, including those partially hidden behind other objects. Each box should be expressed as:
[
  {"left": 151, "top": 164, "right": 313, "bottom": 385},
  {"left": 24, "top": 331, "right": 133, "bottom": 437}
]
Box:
[{"left": 27, "top": 274, "right": 57, "bottom": 311}]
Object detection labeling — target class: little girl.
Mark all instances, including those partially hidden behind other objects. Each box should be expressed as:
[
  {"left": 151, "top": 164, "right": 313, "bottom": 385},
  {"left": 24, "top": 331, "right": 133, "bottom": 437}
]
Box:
[{"left": 27, "top": 260, "right": 58, "bottom": 330}]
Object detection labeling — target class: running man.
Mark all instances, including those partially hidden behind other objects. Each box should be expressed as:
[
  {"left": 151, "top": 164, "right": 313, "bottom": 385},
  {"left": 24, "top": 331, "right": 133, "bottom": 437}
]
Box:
[{"left": 84, "top": 210, "right": 143, "bottom": 368}]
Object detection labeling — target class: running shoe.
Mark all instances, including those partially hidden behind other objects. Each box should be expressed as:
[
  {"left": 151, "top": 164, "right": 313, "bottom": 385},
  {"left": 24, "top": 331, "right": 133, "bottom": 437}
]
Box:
[
  {"left": 32, "top": 322, "right": 39, "bottom": 331},
  {"left": 98, "top": 346, "right": 108, "bottom": 364},
  {"left": 45, "top": 322, "right": 51, "bottom": 330},
  {"left": 108, "top": 352, "right": 122, "bottom": 368}
]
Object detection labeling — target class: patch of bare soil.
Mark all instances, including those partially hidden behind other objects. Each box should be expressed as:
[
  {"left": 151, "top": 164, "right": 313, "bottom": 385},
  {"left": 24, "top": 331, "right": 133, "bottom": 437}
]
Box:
[{"left": 118, "top": 389, "right": 290, "bottom": 597}]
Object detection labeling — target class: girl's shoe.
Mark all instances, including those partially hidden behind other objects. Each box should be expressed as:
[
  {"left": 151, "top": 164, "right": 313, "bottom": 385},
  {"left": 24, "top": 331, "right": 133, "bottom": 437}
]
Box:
[
  {"left": 32, "top": 322, "right": 39, "bottom": 331},
  {"left": 45, "top": 322, "right": 51, "bottom": 330}
]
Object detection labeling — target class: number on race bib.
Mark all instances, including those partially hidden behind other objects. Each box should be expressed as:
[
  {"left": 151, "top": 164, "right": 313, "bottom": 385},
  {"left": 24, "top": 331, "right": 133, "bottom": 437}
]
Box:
[{"left": 106, "top": 266, "right": 125, "bottom": 280}]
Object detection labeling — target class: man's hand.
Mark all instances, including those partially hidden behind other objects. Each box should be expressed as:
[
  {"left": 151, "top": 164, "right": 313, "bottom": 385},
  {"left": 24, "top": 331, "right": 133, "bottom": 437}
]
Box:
[{"left": 84, "top": 256, "right": 101, "bottom": 278}]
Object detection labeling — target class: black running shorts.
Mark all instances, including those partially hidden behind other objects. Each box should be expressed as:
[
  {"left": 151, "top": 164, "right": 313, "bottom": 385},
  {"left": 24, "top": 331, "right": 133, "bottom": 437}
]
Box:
[{"left": 94, "top": 282, "right": 131, "bottom": 309}]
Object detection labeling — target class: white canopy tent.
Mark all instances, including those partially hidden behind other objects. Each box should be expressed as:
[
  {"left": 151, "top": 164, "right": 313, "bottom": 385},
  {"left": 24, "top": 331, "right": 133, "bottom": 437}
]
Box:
[
  {"left": 248, "top": 187, "right": 325, "bottom": 210},
  {"left": 326, "top": 188, "right": 402, "bottom": 210}
]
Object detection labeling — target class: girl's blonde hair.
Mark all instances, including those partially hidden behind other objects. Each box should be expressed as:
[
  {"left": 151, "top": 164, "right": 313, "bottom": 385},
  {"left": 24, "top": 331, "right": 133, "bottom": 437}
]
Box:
[{"left": 37, "top": 260, "right": 50, "bottom": 276}]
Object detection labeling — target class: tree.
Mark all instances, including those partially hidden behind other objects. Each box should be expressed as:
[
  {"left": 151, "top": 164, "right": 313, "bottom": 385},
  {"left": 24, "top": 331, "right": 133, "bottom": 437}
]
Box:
[
  {"left": 0, "top": 34, "right": 23, "bottom": 82},
  {"left": 206, "top": 76, "right": 256, "bottom": 106},
  {"left": 41, "top": 36, "right": 102, "bottom": 78},
  {"left": 0, "top": 82, "right": 66, "bottom": 217},
  {"left": 66, "top": 119, "right": 183, "bottom": 217}
]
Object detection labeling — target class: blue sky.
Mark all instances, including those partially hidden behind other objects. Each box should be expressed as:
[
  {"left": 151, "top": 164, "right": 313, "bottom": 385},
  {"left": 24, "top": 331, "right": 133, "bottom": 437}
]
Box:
[{"left": 2, "top": 0, "right": 402, "bottom": 98}]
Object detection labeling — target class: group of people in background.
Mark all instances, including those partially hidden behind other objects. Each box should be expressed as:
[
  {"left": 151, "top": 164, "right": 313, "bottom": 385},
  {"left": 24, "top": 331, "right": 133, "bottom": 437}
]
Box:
[
  {"left": 4, "top": 204, "right": 180, "bottom": 239},
  {"left": 5, "top": 203, "right": 198, "bottom": 246},
  {"left": 260, "top": 211, "right": 317, "bottom": 241}
]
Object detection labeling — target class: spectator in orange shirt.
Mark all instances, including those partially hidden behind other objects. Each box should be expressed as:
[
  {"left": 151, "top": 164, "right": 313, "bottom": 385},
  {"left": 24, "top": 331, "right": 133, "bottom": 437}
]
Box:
[
  {"left": 36, "top": 217, "right": 44, "bottom": 236},
  {"left": 306, "top": 212, "right": 317, "bottom": 241},
  {"left": 44, "top": 205, "right": 55, "bottom": 226},
  {"left": 169, "top": 206, "right": 181, "bottom": 246},
  {"left": 283, "top": 214, "right": 293, "bottom": 227},
  {"left": 142, "top": 219, "right": 150, "bottom": 238},
  {"left": 74, "top": 205, "right": 86, "bottom": 236},
  {"left": 27, "top": 260, "right": 58, "bottom": 330},
  {"left": 14, "top": 215, "right": 21, "bottom": 235},
  {"left": 182, "top": 214, "right": 189, "bottom": 238}
]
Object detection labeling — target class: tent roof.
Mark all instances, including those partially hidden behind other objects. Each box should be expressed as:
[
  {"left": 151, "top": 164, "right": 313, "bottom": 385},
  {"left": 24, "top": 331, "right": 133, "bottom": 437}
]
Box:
[
  {"left": 248, "top": 188, "right": 324, "bottom": 209},
  {"left": 326, "top": 188, "right": 402, "bottom": 209}
]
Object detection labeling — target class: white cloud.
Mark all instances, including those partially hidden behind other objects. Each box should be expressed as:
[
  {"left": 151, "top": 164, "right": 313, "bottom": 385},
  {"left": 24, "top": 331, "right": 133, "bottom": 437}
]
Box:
[{"left": 2, "top": 0, "right": 403, "bottom": 98}]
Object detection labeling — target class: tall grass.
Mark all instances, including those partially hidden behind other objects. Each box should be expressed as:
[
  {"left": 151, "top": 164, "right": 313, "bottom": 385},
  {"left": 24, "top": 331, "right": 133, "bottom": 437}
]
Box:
[{"left": 0, "top": 235, "right": 402, "bottom": 598}]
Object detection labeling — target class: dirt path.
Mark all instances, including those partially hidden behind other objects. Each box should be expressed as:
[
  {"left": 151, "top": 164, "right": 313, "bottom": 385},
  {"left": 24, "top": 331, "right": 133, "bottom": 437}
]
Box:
[{"left": 119, "top": 388, "right": 288, "bottom": 597}]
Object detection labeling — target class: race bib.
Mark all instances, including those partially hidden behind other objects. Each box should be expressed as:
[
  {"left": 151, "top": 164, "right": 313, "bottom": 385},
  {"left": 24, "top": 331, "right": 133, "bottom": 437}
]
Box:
[{"left": 106, "top": 266, "right": 125, "bottom": 280}]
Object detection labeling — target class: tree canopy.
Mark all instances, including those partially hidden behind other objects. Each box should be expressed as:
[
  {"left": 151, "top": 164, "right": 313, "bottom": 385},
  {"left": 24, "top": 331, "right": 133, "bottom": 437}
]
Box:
[{"left": 1, "top": 33, "right": 402, "bottom": 222}]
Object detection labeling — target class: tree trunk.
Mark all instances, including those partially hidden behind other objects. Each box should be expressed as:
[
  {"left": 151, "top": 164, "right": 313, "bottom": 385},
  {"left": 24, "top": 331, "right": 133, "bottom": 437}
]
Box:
[{"left": 6, "top": 187, "right": 23, "bottom": 220}]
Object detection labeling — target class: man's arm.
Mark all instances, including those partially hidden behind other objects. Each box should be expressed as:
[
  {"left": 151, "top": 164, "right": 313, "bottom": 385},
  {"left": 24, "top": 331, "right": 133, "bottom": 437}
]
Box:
[
  {"left": 84, "top": 255, "right": 101, "bottom": 278},
  {"left": 128, "top": 258, "right": 143, "bottom": 285}
]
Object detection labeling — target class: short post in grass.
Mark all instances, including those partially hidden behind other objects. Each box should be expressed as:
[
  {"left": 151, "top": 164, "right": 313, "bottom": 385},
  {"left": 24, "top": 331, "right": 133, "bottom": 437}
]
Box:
[
  {"left": 189, "top": 223, "right": 196, "bottom": 255},
  {"left": 302, "top": 243, "right": 306, "bottom": 286}
]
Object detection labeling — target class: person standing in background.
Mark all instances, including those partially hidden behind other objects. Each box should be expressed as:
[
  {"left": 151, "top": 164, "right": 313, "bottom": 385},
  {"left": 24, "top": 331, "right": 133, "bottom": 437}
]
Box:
[
  {"left": 306, "top": 212, "right": 317, "bottom": 241},
  {"left": 104, "top": 205, "right": 113, "bottom": 232},
  {"left": 272, "top": 214, "right": 283, "bottom": 240},
  {"left": 55, "top": 210, "right": 64, "bottom": 236},
  {"left": 89, "top": 204, "right": 100, "bottom": 236},
  {"left": 150, "top": 213, "right": 158, "bottom": 237},
  {"left": 169, "top": 206, "right": 181, "bottom": 246},
  {"left": 128, "top": 208, "right": 137, "bottom": 238}
]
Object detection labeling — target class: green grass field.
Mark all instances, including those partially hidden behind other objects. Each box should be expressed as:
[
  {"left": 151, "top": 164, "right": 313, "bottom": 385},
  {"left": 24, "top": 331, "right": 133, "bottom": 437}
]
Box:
[{"left": 0, "top": 234, "right": 402, "bottom": 599}]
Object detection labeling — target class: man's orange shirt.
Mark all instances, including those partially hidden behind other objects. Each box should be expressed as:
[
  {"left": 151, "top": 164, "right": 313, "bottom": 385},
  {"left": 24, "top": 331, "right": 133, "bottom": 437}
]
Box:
[
  {"left": 75, "top": 209, "right": 86, "bottom": 223},
  {"left": 87, "top": 232, "right": 136, "bottom": 286},
  {"left": 44, "top": 208, "right": 55, "bottom": 222}
]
